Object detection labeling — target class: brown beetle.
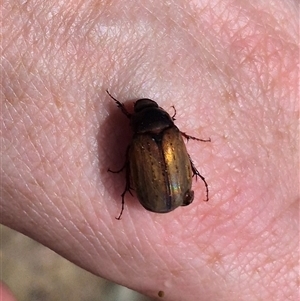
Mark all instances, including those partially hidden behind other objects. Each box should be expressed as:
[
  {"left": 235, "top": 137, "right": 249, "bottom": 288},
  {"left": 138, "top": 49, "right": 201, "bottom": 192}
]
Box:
[{"left": 107, "top": 90, "right": 210, "bottom": 219}]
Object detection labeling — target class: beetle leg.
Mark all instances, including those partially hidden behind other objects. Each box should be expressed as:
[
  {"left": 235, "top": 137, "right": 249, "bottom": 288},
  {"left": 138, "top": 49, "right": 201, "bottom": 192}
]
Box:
[
  {"left": 108, "top": 143, "right": 131, "bottom": 173},
  {"left": 190, "top": 157, "right": 209, "bottom": 202},
  {"left": 180, "top": 131, "right": 211, "bottom": 143},
  {"left": 106, "top": 90, "right": 131, "bottom": 119},
  {"left": 117, "top": 189, "right": 126, "bottom": 220},
  {"left": 171, "top": 105, "right": 177, "bottom": 120},
  {"left": 109, "top": 146, "right": 133, "bottom": 220},
  {"left": 116, "top": 159, "right": 133, "bottom": 220}
]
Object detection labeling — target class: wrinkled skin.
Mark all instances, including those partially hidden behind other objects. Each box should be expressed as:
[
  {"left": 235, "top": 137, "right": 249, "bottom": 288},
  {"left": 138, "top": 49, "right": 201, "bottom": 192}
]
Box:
[{"left": 1, "top": 1, "right": 298, "bottom": 300}]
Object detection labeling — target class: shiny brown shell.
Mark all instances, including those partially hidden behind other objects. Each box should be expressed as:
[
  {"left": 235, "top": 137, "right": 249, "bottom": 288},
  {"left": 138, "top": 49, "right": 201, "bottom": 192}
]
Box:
[{"left": 107, "top": 90, "right": 210, "bottom": 219}]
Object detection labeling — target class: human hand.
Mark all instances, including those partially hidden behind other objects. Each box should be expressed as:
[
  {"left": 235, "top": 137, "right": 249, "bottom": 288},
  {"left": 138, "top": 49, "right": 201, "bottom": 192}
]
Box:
[{"left": 1, "top": 1, "right": 298, "bottom": 300}]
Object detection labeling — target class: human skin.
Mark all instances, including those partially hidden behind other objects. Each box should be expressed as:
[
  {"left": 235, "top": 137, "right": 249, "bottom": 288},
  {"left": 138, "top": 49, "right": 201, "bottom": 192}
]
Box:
[
  {"left": 0, "top": 283, "right": 17, "bottom": 301},
  {"left": 1, "top": 0, "right": 299, "bottom": 300}
]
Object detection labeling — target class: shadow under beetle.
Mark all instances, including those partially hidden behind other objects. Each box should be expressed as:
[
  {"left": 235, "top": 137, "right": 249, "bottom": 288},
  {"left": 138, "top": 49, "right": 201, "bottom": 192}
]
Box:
[{"left": 107, "top": 90, "right": 211, "bottom": 220}]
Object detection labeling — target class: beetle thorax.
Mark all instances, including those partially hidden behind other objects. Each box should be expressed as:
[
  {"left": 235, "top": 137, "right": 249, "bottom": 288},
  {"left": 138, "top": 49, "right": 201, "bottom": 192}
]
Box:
[{"left": 131, "top": 106, "right": 174, "bottom": 134}]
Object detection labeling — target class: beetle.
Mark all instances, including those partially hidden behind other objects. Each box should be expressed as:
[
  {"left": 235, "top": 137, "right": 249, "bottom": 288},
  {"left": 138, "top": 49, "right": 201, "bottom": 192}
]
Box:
[{"left": 107, "top": 90, "right": 210, "bottom": 219}]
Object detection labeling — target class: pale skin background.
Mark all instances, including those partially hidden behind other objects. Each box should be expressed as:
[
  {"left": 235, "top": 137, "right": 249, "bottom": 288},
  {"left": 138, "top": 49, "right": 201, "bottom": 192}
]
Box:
[{"left": 1, "top": 0, "right": 299, "bottom": 300}]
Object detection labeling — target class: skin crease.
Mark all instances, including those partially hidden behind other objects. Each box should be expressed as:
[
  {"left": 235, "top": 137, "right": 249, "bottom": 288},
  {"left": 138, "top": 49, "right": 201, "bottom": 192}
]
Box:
[{"left": 1, "top": 0, "right": 298, "bottom": 300}]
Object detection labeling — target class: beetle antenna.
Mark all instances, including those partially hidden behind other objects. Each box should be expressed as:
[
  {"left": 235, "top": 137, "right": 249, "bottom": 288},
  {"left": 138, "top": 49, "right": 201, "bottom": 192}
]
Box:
[{"left": 106, "top": 90, "right": 132, "bottom": 118}]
